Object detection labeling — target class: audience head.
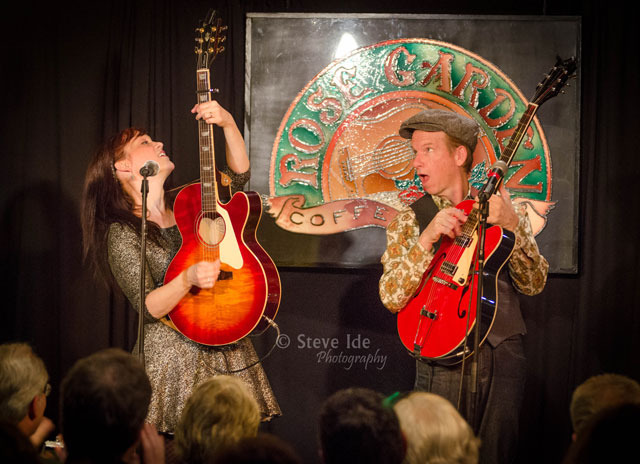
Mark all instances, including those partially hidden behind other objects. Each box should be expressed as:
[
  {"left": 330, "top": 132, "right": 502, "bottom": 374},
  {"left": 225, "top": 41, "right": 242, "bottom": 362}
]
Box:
[
  {"left": 570, "top": 373, "right": 640, "bottom": 439},
  {"left": 215, "top": 433, "right": 302, "bottom": 464},
  {"left": 174, "top": 375, "right": 261, "bottom": 464},
  {"left": 563, "top": 402, "right": 640, "bottom": 464},
  {"left": 318, "top": 387, "right": 405, "bottom": 464},
  {"left": 393, "top": 391, "right": 479, "bottom": 464},
  {"left": 60, "top": 347, "right": 151, "bottom": 463},
  {"left": 0, "top": 343, "right": 49, "bottom": 438}
]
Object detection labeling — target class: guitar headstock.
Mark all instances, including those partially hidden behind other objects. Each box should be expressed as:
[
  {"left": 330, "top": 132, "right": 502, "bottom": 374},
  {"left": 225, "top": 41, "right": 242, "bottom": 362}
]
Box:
[
  {"left": 531, "top": 56, "right": 577, "bottom": 106},
  {"left": 195, "top": 9, "right": 227, "bottom": 70}
]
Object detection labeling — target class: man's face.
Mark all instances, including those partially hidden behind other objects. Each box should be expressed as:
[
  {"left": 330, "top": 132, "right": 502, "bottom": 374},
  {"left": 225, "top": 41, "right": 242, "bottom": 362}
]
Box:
[{"left": 411, "top": 130, "right": 464, "bottom": 198}]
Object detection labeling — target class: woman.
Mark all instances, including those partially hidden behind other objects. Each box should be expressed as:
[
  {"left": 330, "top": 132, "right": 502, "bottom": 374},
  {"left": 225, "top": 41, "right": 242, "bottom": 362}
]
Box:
[{"left": 81, "top": 101, "right": 280, "bottom": 433}]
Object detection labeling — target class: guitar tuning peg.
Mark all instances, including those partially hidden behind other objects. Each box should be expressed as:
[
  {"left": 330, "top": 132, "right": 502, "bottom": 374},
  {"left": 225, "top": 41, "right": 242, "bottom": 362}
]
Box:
[
  {"left": 220, "top": 25, "right": 228, "bottom": 31},
  {"left": 217, "top": 46, "right": 225, "bottom": 54},
  {"left": 219, "top": 36, "right": 227, "bottom": 43}
]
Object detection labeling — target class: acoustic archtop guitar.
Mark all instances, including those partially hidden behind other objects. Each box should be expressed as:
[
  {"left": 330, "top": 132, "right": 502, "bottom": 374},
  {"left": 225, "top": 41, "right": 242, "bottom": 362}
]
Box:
[{"left": 164, "top": 10, "right": 281, "bottom": 346}]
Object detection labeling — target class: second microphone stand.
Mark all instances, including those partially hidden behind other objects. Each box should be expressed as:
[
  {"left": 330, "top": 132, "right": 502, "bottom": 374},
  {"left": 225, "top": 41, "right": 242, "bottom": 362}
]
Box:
[{"left": 137, "top": 173, "right": 151, "bottom": 367}]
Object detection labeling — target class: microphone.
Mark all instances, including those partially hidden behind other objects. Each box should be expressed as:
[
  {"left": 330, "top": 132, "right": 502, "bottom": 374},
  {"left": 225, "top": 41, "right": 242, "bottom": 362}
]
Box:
[
  {"left": 479, "top": 160, "right": 508, "bottom": 197},
  {"left": 139, "top": 160, "right": 159, "bottom": 177}
]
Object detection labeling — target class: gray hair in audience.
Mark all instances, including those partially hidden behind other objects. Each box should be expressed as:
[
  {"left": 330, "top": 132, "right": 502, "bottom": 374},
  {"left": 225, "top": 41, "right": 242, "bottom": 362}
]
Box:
[
  {"left": 0, "top": 343, "right": 48, "bottom": 424},
  {"left": 394, "top": 392, "right": 479, "bottom": 464}
]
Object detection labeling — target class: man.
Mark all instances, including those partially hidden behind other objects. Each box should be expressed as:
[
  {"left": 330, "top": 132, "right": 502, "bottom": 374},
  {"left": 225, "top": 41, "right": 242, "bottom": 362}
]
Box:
[
  {"left": 0, "top": 343, "right": 55, "bottom": 449},
  {"left": 60, "top": 348, "right": 164, "bottom": 464},
  {"left": 379, "top": 108, "right": 549, "bottom": 464},
  {"left": 318, "top": 387, "right": 405, "bottom": 464}
]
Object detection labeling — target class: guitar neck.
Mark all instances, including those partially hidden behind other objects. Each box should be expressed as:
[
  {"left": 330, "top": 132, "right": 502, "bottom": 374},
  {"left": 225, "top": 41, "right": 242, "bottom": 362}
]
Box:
[
  {"left": 461, "top": 102, "right": 540, "bottom": 238},
  {"left": 498, "top": 102, "right": 539, "bottom": 166},
  {"left": 196, "top": 68, "right": 218, "bottom": 212}
]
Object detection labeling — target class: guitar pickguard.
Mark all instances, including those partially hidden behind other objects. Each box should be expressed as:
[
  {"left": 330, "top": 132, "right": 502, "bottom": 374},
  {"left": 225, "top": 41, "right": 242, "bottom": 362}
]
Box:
[
  {"left": 215, "top": 205, "right": 243, "bottom": 269},
  {"left": 447, "top": 230, "right": 477, "bottom": 287}
]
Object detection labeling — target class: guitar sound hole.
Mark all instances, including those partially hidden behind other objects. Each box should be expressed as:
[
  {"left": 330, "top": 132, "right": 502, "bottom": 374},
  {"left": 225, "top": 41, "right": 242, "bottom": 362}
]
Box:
[
  {"left": 458, "top": 285, "right": 469, "bottom": 319},
  {"left": 199, "top": 214, "right": 225, "bottom": 246}
]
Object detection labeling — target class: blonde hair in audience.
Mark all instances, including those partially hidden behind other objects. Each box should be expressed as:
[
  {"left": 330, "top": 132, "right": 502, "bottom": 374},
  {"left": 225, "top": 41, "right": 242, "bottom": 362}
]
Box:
[
  {"left": 394, "top": 392, "right": 479, "bottom": 464},
  {"left": 0, "top": 343, "right": 48, "bottom": 424},
  {"left": 175, "top": 375, "right": 261, "bottom": 463}
]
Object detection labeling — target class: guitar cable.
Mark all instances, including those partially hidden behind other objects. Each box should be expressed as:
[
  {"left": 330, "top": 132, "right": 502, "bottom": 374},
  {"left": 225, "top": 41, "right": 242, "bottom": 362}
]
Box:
[
  {"left": 204, "top": 315, "right": 281, "bottom": 375},
  {"left": 167, "top": 181, "right": 281, "bottom": 375}
]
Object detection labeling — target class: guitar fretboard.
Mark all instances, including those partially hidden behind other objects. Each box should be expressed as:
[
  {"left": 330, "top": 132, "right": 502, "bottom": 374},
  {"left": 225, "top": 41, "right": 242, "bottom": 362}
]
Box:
[
  {"left": 456, "top": 102, "right": 540, "bottom": 242},
  {"left": 196, "top": 68, "right": 217, "bottom": 215}
]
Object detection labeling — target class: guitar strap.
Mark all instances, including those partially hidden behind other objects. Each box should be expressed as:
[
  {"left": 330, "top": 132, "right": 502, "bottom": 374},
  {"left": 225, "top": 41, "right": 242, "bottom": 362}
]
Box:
[{"left": 409, "top": 193, "right": 439, "bottom": 235}]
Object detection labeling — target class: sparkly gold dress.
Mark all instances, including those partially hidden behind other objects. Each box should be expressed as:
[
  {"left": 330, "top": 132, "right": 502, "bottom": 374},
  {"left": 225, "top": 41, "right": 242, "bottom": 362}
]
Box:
[{"left": 107, "top": 172, "right": 281, "bottom": 433}]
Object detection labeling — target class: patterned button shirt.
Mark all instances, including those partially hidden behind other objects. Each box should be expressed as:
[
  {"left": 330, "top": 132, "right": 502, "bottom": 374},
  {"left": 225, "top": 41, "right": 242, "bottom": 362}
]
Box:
[{"left": 379, "top": 194, "right": 549, "bottom": 312}]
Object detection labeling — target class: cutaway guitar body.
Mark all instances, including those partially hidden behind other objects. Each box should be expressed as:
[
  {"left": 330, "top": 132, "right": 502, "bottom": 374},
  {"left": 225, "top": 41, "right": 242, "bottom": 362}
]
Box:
[
  {"left": 397, "top": 199, "right": 515, "bottom": 365},
  {"left": 165, "top": 184, "right": 280, "bottom": 346}
]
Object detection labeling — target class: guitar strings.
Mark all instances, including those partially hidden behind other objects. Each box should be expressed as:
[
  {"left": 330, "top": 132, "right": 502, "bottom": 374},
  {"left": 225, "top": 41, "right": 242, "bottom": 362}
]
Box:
[
  {"left": 350, "top": 149, "right": 415, "bottom": 178},
  {"left": 346, "top": 142, "right": 414, "bottom": 178},
  {"left": 197, "top": 69, "right": 220, "bottom": 268}
]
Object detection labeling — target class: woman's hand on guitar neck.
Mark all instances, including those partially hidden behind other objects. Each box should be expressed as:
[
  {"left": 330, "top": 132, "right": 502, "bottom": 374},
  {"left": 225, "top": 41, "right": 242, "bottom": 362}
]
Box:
[
  {"left": 192, "top": 101, "right": 234, "bottom": 128},
  {"left": 190, "top": 101, "right": 250, "bottom": 174},
  {"left": 186, "top": 260, "right": 221, "bottom": 289}
]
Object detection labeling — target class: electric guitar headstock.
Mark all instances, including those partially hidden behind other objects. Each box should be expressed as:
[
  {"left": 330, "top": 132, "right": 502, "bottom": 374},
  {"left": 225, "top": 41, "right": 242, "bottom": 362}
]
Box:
[
  {"left": 195, "top": 9, "right": 227, "bottom": 70},
  {"left": 531, "top": 56, "right": 577, "bottom": 106}
]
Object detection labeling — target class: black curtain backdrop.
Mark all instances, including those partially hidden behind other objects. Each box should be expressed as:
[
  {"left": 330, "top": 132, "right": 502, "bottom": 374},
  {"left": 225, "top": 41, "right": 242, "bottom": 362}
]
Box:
[{"left": 1, "top": 1, "right": 638, "bottom": 463}]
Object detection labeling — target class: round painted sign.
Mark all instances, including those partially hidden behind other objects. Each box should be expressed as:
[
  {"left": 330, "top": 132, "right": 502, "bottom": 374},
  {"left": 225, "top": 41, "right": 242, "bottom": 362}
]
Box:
[{"left": 267, "top": 38, "right": 555, "bottom": 235}]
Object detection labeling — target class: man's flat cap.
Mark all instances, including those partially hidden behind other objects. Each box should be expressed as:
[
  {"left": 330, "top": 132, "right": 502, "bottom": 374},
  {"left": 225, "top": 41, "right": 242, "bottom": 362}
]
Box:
[{"left": 399, "top": 108, "right": 479, "bottom": 152}]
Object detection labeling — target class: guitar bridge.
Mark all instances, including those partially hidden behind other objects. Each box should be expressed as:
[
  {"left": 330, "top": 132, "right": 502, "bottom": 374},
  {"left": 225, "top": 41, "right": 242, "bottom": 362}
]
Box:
[
  {"left": 219, "top": 270, "right": 233, "bottom": 281},
  {"left": 432, "top": 276, "right": 457, "bottom": 290},
  {"left": 420, "top": 307, "right": 437, "bottom": 320}
]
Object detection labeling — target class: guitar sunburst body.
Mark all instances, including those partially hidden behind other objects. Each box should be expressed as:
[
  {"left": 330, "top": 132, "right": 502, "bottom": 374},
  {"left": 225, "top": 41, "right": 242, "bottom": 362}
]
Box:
[
  {"left": 163, "top": 10, "right": 280, "bottom": 346},
  {"left": 165, "top": 184, "right": 279, "bottom": 346},
  {"left": 396, "top": 199, "right": 515, "bottom": 364}
]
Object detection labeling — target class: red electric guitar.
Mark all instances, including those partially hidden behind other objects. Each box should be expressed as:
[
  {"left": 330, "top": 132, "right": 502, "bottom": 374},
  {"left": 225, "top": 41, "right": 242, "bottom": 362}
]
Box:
[
  {"left": 397, "top": 57, "right": 576, "bottom": 364},
  {"left": 164, "top": 10, "right": 281, "bottom": 346}
]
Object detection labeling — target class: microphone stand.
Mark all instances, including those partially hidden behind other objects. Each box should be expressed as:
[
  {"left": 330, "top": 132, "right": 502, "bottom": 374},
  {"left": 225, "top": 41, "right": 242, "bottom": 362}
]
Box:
[
  {"left": 467, "top": 163, "right": 505, "bottom": 431},
  {"left": 468, "top": 190, "right": 489, "bottom": 432},
  {"left": 137, "top": 174, "right": 151, "bottom": 367}
]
